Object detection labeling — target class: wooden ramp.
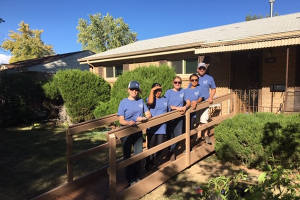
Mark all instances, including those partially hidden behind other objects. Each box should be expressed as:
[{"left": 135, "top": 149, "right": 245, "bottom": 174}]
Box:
[
  {"left": 55, "top": 138, "right": 215, "bottom": 200},
  {"left": 32, "top": 93, "right": 237, "bottom": 200}
]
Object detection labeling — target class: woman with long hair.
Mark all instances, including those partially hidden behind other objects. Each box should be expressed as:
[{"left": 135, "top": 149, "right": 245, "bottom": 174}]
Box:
[
  {"left": 165, "top": 76, "right": 190, "bottom": 161},
  {"left": 145, "top": 83, "right": 168, "bottom": 170}
]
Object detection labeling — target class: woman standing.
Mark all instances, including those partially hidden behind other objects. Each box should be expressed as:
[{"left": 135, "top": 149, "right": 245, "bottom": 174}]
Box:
[
  {"left": 185, "top": 73, "right": 203, "bottom": 129},
  {"left": 117, "top": 80, "right": 151, "bottom": 186},
  {"left": 145, "top": 83, "right": 168, "bottom": 170},
  {"left": 165, "top": 76, "right": 190, "bottom": 161}
]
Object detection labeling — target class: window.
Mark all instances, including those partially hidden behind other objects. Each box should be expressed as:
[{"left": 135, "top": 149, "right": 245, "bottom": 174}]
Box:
[
  {"left": 106, "top": 65, "right": 123, "bottom": 78},
  {"left": 170, "top": 58, "right": 198, "bottom": 74}
]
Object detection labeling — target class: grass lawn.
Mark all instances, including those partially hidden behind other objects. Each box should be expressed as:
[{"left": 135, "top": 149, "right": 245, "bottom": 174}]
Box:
[{"left": 0, "top": 123, "right": 122, "bottom": 200}]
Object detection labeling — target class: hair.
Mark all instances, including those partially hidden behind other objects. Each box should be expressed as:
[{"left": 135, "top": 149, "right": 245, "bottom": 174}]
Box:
[
  {"left": 151, "top": 82, "right": 161, "bottom": 88},
  {"left": 189, "top": 73, "right": 199, "bottom": 80},
  {"left": 173, "top": 76, "right": 182, "bottom": 82}
]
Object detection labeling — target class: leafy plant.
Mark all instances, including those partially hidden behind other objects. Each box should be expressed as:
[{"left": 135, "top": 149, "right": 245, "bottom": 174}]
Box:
[
  {"left": 43, "top": 69, "right": 111, "bottom": 123},
  {"left": 94, "top": 64, "right": 175, "bottom": 118},
  {"left": 214, "top": 113, "right": 300, "bottom": 169}
]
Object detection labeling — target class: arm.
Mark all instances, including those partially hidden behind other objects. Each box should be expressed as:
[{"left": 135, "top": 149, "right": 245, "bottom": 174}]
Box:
[
  {"left": 119, "top": 115, "right": 135, "bottom": 126},
  {"left": 147, "top": 86, "right": 161, "bottom": 106},
  {"left": 207, "top": 88, "right": 216, "bottom": 104},
  {"left": 191, "top": 97, "right": 203, "bottom": 109}
]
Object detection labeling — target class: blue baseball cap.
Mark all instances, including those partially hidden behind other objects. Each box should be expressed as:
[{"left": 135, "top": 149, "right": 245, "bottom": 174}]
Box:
[{"left": 128, "top": 80, "right": 140, "bottom": 90}]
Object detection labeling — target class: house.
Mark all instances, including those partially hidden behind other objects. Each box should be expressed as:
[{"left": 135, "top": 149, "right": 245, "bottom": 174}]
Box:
[
  {"left": 1, "top": 50, "right": 94, "bottom": 74},
  {"left": 78, "top": 13, "right": 300, "bottom": 113}
]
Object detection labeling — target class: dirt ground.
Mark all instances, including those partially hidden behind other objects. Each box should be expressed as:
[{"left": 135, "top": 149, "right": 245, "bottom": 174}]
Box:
[{"left": 140, "top": 154, "right": 261, "bottom": 200}]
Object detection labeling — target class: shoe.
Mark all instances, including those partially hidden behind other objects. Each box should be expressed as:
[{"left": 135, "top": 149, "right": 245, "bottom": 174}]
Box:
[
  {"left": 170, "top": 153, "right": 176, "bottom": 162},
  {"left": 205, "top": 136, "right": 212, "bottom": 144},
  {"left": 130, "top": 181, "right": 136, "bottom": 186}
]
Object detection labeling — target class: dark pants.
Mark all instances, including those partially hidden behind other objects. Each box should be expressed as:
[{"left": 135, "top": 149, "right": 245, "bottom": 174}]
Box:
[
  {"left": 167, "top": 117, "right": 183, "bottom": 151},
  {"left": 146, "top": 133, "right": 165, "bottom": 163},
  {"left": 120, "top": 131, "right": 143, "bottom": 183}
]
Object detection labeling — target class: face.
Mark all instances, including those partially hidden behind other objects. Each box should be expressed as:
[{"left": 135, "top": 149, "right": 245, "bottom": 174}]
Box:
[
  {"left": 155, "top": 88, "right": 162, "bottom": 98},
  {"left": 190, "top": 75, "right": 198, "bottom": 87},
  {"left": 173, "top": 78, "right": 182, "bottom": 90},
  {"left": 197, "top": 67, "right": 206, "bottom": 76},
  {"left": 128, "top": 88, "right": 139, "bottom": 98}
]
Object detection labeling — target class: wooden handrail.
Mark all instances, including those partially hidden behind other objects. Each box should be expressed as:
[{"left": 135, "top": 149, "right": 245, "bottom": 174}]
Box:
[{"left": 66, "top": 92, "right": 236, "bottom": 188}]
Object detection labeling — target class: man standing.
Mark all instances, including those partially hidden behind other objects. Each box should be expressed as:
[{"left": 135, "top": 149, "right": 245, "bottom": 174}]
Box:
[{"left": 197, "top": 62, "right": 216, "bottom": 144}]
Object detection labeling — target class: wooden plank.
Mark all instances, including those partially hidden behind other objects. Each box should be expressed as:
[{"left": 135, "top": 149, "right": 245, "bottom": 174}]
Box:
[
  {"left": 185, "top": 109, "right": 191, "bottom": 167},
  {"left": 109, "top": 134, "right": 117, "bottom": 200},
  {"left": 68, "top": 114, "right": 118, "bottom": 135},
  {"left": 66, "top": 130, "right": 73, "bottom": 183},
  {"left": 69, "top": 139, "right": 121, "bottom": 162}
]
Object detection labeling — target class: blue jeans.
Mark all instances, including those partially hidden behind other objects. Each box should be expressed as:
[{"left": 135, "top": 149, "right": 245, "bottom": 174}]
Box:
[
  {"left": 167, "top": 117, "right": 183, "bottom": 151},
  {"left": 120, "top": 131, "right": 143, "bottom": 183}
]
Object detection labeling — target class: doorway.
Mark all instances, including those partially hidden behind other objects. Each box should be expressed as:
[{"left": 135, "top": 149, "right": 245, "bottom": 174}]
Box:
[{"left": 231, "top": 51, "right": 262, "bottom": 113}]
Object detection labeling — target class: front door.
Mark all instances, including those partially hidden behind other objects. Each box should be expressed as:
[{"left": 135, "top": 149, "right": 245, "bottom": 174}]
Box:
[{"left": 231, "top": 51, "right": 262, "bottom": 113}]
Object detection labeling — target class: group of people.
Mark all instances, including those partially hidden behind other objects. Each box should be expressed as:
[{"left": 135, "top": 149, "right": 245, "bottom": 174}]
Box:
[{"left": 117, "top": 62, "right": 216, "bottom": 186}]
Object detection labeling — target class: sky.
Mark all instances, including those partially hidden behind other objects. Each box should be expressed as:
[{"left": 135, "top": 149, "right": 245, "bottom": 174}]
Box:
[{"left": 0, "top": 0, "right": 299, "bottom": 64}]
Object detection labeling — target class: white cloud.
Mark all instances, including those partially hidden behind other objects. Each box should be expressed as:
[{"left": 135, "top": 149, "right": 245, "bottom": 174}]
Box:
[{"left": 0, "top": 54, "right": 11, "bottom": 64}]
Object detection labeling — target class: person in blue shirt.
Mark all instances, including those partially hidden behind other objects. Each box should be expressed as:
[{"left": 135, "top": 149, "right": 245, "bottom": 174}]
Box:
[
  {"left": 197, "top": 62, "right": 216, "bottom": 144},
  {"left": 185, "top": 73, "right": 204, "bottom": 129},
  {"left": 145, "top": 83, "right": 168, "bottom": 170},
  {"left": 165, "top": 76, "right": 190, "bottom": 161},
  {"left": 117, "top": 80, "right": 151, "bottom": 186}
]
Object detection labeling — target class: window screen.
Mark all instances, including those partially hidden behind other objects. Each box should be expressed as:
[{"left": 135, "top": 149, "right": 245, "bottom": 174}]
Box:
[
  {"left": 106, "top": 67, "right": 114, "bottom": 78},
  {"left": 115, "top": 65, "right": 123, "bottom": 77},
  {"left": 185, "top": 58, "right": 198, "bottom": 74},
  {"left": 171, "top": 60, "right": 182, "bottom": 74}
]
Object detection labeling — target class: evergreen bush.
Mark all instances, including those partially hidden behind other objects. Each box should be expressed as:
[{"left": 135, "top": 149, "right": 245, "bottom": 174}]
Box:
[
  {"left": 0, "top": 73, "right": 46, "bottom": 127},
  {"left": 214, "top": 113, "right": 300, "bottom": 169},
  {"left": 94, "top": 64, "right": 176, "bottom": 118},
  {"left": 43, "top": 69, "right": 111, "bottom": 123}
]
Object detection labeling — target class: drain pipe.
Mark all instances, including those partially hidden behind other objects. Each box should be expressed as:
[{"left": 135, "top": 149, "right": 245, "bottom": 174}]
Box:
[{"left": 269, "top": 0, "right": 275, "bottom": 17}]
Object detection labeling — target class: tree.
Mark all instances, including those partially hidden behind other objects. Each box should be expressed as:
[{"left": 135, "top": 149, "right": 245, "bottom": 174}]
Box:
[
  {"left": 77, "top": 13, "right": 137, "bottom": 53},
  {"left": 1, "top": 21, "right": 55, "bottom": 63},
  {"left": 43, "top": 69, "right": 111, "bottom": 123},
  {"left": 245, "top": 12, "right": 279, "bottom": 21}
]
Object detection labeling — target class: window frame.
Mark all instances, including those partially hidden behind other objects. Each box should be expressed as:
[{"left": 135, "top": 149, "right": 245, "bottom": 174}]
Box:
[
  {"left": 105, "top": 65, "right": 123, "bottom": 78},
  {"left": 169, "top": 57, "right": 198, "bottom": 74}
]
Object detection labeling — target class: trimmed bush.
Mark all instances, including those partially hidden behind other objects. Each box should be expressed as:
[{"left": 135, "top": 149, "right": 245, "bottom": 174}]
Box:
[
  {"left": 0, "top": 73, "right": 46, "bottom": 127},
  {"left": 214, "top": 113, "right": 300, "bottom": 169},
  {"left": 94, "top": 64, "right": 176, "bottom": 118},
  {"left": 43, "top": 69, "right": 111, "bottom": 123}
]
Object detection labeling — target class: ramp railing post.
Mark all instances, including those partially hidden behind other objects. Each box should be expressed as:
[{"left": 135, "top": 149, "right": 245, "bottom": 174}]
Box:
[
  {"left": 109, "top": 134, "right": 117, "bottom": 200},
  {"left": 185, "top": 109, "right": 191, "bottom": 167},
  {"left": 66, "top": 129, "right": 73, "bottom": 182}
]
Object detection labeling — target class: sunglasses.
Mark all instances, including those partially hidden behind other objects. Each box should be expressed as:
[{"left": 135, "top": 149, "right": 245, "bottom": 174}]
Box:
[
  {"left": 129, "top": 88, "right": 139, "bottom": 91},
  {"left": 190, "top": 79, "right": 198, "bottom": 82},
  {"left": 198, "top": 67, "right": 206, "bottom": 70},
  {"left": 173, "top": 81, "right": 182, "bottom": 84}
]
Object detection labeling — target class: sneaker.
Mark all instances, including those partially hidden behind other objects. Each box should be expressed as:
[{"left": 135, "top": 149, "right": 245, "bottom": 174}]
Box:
[
  {"left": 130, "top": 181, "right": 136, "bottom": 186},
  {"left": 205, "top": 136, "right": 212, "bottom": 144}
]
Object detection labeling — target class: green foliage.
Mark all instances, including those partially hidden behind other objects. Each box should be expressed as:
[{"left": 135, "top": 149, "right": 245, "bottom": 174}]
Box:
[
  {"left": 199, "top": 164, "right": 300, "bottom": 200},
  {"left": 94, "top": 64, "right": 175, "bottom": 118},
  {"left": 245, "top": 12, "right": 279, "bottom": 21},
  {"left": 0, "top": 73, "right": 46, "bottom": 126},
  {"left": 1, "top": 21, "right": 55, "bottom": 63},
  {"left": 77, "top": 13, "right": 137, "bottom": 53},
  {"left": 44, "top": 69, "right": 111, "bottom": 123},
  {"left": 214, "top": 113, "right": 300, "bottom": 169}
]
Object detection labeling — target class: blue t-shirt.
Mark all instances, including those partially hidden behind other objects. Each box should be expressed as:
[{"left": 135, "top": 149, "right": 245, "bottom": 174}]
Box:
[
  {"left": 188, "top": 74, "right": 216, "bottom": 100},
  {"left": 117, "top": 98, "right": 148, "bottom": 122},
  {"left": 146, "top": 97, "right": 168, "bottom": 134},
  {"left": 164, "top": 88, "right": 187, "bottom": 111},
  {"left": 184, "top": 86, "right": 204, "bottom": 118}
]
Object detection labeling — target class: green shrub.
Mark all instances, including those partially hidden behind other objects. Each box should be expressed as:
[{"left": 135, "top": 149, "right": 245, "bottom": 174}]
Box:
[
  {"left": 43, "top": 69, "right": 111, "bottom": 123},
  {"left": 0, "top": 73, "right": 46, "bottom": 127},
  {"left": 214, "top": 113, "right": 300, "bottom": 169},
  {"left": 94, "top": 64, "right": 176, "bottom": 118}
]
